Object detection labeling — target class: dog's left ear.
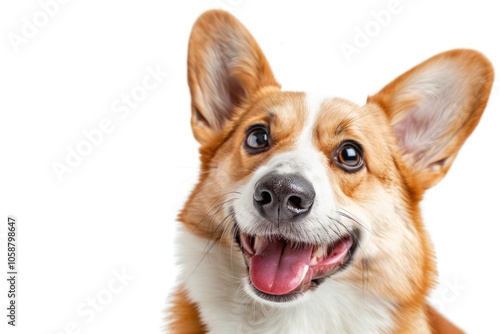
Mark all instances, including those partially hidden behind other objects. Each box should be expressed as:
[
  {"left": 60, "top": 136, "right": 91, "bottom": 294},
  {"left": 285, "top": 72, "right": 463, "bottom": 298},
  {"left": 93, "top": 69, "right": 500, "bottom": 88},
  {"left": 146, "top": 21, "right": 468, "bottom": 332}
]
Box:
[
  {"left": 187, "top": 10, "right": 279, "bottom": 145},
  {"left": 369, "top": 49, "right": 493, "bottom": 190}
]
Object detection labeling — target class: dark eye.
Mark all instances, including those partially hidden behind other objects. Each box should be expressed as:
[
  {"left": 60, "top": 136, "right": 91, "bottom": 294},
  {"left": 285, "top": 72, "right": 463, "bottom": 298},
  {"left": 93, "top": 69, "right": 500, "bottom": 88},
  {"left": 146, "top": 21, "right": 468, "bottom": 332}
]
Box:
[
  {"left": 334, "top": 141, "right": 364, "bottom": 172},
  {"left": 244, "top": 125, "right": 270, "bottom": 153}
]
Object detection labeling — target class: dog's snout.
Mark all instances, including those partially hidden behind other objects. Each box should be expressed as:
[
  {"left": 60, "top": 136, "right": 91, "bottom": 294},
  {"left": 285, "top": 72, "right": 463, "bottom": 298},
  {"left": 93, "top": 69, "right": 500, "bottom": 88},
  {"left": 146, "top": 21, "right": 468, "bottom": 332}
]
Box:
[{"left": 253, "top": 173, "right": 315, "bottom": 222}]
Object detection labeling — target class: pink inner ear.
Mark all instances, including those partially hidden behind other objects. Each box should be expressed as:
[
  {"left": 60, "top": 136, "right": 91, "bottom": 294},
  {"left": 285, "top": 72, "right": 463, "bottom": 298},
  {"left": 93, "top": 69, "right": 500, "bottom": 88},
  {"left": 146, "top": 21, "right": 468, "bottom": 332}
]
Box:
[
  {"left": 394, "top": 107, "right": 433, "bottom": 158},
  {"left": 390, "top": 73, "right": 464, "bottom": 169},
  {"left": 393, "top": 101, "right": 456, "bottom": 169}
]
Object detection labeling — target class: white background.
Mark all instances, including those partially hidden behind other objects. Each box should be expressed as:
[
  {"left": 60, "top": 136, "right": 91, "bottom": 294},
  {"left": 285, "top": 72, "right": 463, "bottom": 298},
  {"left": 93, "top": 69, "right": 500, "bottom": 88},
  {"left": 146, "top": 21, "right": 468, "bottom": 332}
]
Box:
[{"left": 1, "top": 0, "right": 499, "bottom": 333}]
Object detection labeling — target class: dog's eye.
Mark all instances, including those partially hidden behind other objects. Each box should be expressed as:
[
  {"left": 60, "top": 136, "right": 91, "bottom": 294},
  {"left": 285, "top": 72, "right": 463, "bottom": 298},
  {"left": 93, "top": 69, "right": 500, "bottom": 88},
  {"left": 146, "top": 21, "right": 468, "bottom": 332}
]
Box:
[
  {"left": 334, "top": 141, "right": 364, "bottom": 172},
  {"left": 244, "top": 126, "right": 270, "bottom": 153}
]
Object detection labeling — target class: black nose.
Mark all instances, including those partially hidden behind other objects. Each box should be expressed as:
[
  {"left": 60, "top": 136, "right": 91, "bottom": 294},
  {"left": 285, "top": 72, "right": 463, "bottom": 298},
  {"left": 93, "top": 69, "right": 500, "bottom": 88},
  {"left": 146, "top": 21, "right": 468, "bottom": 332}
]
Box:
[{"left": 253, "top": 173, "right": 315, "bottom": 222}]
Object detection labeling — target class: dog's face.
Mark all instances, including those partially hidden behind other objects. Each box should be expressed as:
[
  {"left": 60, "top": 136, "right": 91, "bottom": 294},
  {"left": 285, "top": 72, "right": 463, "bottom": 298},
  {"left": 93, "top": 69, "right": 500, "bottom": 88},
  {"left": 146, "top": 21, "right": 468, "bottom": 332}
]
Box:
[{"left": 180, "top": 10, "right": 493, "bottom": 307}]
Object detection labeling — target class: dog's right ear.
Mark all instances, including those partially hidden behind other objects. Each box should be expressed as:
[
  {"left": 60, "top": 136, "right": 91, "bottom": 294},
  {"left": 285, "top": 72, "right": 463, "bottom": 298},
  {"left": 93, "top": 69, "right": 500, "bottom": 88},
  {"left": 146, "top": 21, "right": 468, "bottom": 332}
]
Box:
[
  {"left": 369, "top": 50, "right": 493, "bottom": 190},
  {"left": 187, "top": 10, "right": 279, "bottom": 145}
]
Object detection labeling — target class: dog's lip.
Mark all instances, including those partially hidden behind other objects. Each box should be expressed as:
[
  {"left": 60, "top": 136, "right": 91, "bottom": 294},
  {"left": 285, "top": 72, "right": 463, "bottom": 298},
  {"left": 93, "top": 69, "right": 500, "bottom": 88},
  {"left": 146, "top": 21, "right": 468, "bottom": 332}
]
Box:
[{"left": 234, "top": 225, "right": 358, "bottom": 301}]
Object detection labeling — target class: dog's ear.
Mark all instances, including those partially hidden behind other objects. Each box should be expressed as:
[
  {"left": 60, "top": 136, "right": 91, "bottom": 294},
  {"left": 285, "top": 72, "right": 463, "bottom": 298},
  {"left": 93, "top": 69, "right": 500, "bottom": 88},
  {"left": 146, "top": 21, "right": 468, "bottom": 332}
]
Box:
[
  {"left": 187, "top": 10, "right": 279, "bottom": 145},
  {"left": 369, "top": 50, "right": 493, "bottom": 190}
]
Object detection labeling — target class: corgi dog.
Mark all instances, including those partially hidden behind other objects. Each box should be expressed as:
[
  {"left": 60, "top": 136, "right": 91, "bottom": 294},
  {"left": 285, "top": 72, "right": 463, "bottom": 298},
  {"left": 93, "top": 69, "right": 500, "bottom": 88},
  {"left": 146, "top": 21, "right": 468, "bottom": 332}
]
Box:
[{"left": 168, "top": 10, "right": 493, "bottom": 334}]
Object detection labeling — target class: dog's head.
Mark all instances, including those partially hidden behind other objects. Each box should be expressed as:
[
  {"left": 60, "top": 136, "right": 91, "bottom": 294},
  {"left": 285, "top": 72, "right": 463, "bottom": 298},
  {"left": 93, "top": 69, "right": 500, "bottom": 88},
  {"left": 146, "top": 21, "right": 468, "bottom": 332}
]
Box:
[{"left": 180, "top": 10, "right": 493, "bottom": 306}]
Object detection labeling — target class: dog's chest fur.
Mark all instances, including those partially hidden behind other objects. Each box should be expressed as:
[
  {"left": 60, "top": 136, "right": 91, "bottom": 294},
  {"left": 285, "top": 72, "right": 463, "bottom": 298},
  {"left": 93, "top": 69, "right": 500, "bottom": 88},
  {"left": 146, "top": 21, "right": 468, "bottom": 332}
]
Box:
[{"left": 177, "top": 227, "right": 418, "bottom": 334}]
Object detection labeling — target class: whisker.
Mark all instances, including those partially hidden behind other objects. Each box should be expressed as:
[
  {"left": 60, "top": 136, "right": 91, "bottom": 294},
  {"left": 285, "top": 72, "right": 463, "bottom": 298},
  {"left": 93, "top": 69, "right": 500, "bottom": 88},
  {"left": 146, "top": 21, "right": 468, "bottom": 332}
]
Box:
[
  {"left": 335, "top": 215, "right": 370, "bottom": 295},
  {"left": 336, "top": 209, "right": 374, "bottom": 235},
  {"left": 187, "top": 208, "right": 238, "bottom": 280},
  {"left": 192, "top": 192, "right": 240, "bottom": 232}
]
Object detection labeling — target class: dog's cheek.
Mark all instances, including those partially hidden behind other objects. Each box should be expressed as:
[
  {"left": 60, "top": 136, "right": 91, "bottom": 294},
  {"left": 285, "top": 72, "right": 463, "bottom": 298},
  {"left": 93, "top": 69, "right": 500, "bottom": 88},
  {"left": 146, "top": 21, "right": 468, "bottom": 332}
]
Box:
[
  {"left": 326, "top": 168, "right": 370, "bottom": 207},
  {"left": 348, "top": 181, "right": 428, "bottom": 299}
]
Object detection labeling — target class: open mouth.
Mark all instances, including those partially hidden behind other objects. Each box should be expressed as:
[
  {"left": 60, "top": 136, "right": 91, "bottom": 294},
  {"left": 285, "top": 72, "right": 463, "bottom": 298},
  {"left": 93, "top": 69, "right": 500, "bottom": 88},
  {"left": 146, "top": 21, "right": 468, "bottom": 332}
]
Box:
[{"left": 235, "top": 226, "right": 358, "bottom": 303}]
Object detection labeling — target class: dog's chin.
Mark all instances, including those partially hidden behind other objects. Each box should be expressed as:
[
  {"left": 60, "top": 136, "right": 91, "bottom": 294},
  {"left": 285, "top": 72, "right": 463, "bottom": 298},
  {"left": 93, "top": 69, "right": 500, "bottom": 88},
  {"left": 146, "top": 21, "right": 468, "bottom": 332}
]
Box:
[{"left": 234, "top": 222, "right": 359, "bottom": 304}]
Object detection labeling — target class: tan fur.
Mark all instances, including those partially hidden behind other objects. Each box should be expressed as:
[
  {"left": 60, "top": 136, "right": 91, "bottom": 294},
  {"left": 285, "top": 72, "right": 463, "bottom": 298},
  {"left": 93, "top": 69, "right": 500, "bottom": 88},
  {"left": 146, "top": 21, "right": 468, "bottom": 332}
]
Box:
[
  {"left": 426, "top": 305, "right": 465, "bottom": 334},
  {"left": 167, "top": 289, "right": 206, "bottom": 333},
  {"left": 168, "top": 10, "right": 493, "bottom": 333}
]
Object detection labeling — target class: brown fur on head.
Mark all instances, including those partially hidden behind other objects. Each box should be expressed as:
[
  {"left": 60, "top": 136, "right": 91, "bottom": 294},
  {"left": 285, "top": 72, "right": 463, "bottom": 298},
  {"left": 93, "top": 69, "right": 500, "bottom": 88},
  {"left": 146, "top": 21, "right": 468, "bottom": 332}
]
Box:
[{"left": 170, "top": 10, "right": 493, "bottom": 333}]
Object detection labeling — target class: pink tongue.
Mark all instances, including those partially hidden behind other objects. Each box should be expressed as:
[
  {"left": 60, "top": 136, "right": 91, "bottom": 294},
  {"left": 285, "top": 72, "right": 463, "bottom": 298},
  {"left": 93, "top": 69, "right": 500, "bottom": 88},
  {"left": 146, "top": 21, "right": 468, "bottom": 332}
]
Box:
[{"left": 249, "top": 238, "right": 313, "bottom": 295}]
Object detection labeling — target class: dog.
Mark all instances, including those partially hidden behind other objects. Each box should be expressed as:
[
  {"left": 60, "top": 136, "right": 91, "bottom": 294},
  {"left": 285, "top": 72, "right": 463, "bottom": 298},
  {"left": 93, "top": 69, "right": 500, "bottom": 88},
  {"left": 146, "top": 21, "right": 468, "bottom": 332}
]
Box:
[{"left": 167, "top": 10, "right": 493, "bottom": 333}]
